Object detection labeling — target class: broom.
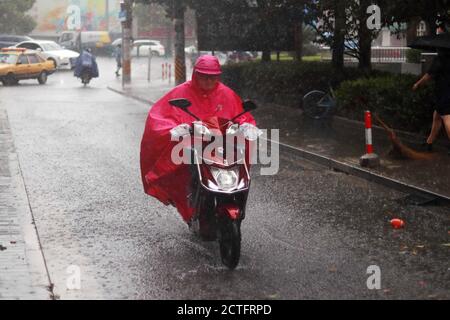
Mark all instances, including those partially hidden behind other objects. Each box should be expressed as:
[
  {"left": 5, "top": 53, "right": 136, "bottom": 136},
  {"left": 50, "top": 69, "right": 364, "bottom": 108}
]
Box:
[{"left": 373, "top": 114, "right": 436, "bottom": 160}]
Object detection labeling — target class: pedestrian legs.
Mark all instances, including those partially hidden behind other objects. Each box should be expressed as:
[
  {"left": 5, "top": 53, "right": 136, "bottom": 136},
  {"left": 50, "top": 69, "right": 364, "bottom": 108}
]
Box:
[
  {"left": 441, "top": 115, "right": 450, "bottom": 139},
  {"left": 442, "top": 115, "right": 450, "bottom": 154},
  {"left": 116, "top": 62, "right": 122, "bottom": 77},
  {"left": 427, "top": 111, "right": 443, "bottom": 144}
]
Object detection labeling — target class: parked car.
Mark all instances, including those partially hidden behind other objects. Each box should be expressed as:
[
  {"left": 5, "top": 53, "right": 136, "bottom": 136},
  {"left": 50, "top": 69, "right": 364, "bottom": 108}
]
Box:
[
  {"left": 13, "top": 40, "right": 80, "bottom": 69},
  {"left": 0, "top": 35, "right": 33, "bottom": 49},
  {"left": 0, "top": 48, "right": 55, "bottom": 86},
  {"left": 112, "top": 38, "right": 166, "bottom": 57},
  {"left": 227, "top": 51, "right": 255, "bottom": 63},
  {"left": 185, "top": 45, "right": 197, "bottom": 55}
]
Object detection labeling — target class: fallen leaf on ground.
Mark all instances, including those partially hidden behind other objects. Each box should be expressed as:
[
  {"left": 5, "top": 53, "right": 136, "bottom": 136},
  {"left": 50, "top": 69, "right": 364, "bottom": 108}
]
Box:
[{"left": 268, "top": 293, "right": 279, "bottom": 299}]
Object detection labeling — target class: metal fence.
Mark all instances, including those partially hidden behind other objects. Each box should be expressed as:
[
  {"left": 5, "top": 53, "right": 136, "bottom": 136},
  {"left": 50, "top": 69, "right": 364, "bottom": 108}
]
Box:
[
  {"left": 371, "top": 47, "right": 409, "bottom": 63},
  {"left": 320, "top": 47, "right": 412, "bottom": 63}
]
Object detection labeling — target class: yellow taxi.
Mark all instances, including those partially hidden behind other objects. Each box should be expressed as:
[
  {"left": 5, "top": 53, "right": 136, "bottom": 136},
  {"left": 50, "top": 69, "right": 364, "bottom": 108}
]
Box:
[{"left": 0, "top": 48, "right": 56, "bottom": 86}]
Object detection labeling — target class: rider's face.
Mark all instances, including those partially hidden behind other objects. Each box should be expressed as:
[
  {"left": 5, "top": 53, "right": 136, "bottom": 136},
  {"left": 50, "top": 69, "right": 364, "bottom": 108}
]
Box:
[{"left": 196, "top": 72, "right": 220, "bottom": 91}]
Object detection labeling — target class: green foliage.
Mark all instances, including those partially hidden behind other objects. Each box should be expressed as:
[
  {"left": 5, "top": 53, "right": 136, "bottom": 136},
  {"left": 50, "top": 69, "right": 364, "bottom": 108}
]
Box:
[
  {"left": 335, "top": 75, "right": 435, "bottom": 133},
  {"left": 222, "top": 61, "right": 435, "bottom": 133},
  {"left": 0, "top": 0, "right": 37, "bottom": 34},
  {"left": 221, "top": 61, "right": 381, "bottom": 107}
]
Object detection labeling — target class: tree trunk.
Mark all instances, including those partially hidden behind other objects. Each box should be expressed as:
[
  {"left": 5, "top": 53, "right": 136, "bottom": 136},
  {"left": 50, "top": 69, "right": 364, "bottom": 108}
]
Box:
[
  {"left": 122, "top": 0, "right": 133, "bottom": 86},
  {"left": 294, "top": 15, "right": 304, "bottom": 62},
  {"left": 174, "top": 0, "right": 186, "bottom": 85},
  {"left": 332, "top": 0, "right": 345, "bottom": 70},
  {"left": 358, "top": 0, "right": 372, "bottom": 72},
  {"left": 262, "top": 50, "right": 271, "bottom": 62},
  {"left": 358, "top": 35, "right": 372, "bottom": 72}
]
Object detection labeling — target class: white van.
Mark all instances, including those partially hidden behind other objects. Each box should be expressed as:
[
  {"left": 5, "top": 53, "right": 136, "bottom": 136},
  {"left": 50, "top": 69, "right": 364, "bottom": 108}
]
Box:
[{"left": 59, "top": 31, "right": 112, "bottom": 53}]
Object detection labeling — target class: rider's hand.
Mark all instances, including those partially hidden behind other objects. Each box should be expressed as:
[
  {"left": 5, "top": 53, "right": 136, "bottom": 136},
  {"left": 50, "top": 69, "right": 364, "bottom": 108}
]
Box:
[
  {"left": 170, "top": 124, "right": 191, "bottom": 140},
  {"left": 239, "top": 123, "right": 263, "bottom": 141}
]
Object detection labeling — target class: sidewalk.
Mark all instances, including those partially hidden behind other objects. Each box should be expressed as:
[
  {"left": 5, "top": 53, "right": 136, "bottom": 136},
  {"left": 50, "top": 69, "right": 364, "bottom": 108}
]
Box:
[
  {"left": 108, "top": 79, "right": 450, "bottom": 204},
  {"left": 0, "top": 110, "right": 50, "bottom": 299}
]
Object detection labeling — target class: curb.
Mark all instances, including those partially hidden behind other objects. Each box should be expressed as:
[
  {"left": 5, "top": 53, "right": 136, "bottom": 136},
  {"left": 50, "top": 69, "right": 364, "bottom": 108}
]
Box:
[
  {"left": 263, "top": 101, "right": 448, "bottom": 148},
  {"left": 0, "top": 110, "right": 52, "bottom": 299},
  {"left": 332, "top": 115, "right": 448, "bottom": 149},
  {"left": 13, "top": 151, "right": 54, "bottom": 299},
  {"left": 273, "top": 140, "right": 450, "bottom": 206},
  {"left": 107, "top": 86, "right": 154, "bottom": 105}
]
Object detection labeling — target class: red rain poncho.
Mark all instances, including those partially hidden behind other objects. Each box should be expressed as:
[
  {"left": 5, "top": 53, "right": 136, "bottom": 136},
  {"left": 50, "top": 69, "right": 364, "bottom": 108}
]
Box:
[{"left": 140, "top": 55, "right": 256, "bottom": 222}]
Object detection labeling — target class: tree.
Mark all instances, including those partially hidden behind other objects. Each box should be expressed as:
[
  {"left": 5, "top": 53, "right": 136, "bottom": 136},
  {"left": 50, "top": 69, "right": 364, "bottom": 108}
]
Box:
[
  {"left": 0, "top": 0, "right": 37, "bottom": 34},
  {"left": 139, "top": 0, "right": 312, "bottom": 64},
  {"left": 382, "top": 0, "right": 450, "bottom": 40},
  {"left": 307, "top": 0, "right": 383, "bottom": 71}
]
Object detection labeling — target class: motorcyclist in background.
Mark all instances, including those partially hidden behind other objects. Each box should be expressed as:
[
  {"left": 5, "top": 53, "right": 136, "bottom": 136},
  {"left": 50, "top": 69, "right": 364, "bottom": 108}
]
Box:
[{"left": 74, "top": 47, "right": 99, "bottom": 84}]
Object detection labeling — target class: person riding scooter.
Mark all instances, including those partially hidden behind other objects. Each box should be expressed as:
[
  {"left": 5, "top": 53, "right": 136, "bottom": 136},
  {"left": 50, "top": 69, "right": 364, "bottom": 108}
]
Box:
[
  {"left": 140, "top": 55, "right": 256, "bottom": 224},
  {"left": 74, "top": 47, "right": 99, "bottom": 85}
]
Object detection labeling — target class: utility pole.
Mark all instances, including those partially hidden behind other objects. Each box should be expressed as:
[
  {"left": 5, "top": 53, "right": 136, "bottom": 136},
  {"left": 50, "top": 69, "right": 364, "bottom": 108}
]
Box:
[
  {"left": 105, "top": 0, "right": 110, "bottom": 31},
  {"left": 121, "top": 0, "right": 133, "bottom": 87},
  {"left": 174, "top": 0, "right": 186, "bottom": 85}
]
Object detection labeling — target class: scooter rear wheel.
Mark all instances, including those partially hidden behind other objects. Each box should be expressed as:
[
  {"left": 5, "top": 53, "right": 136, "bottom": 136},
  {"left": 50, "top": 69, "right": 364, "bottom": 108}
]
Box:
[
  {"left": 81, "top": 71, "right": 91, "bottom": 86},
  {"left": 219, "top": 219, "right": 241, "bottom": 270}
]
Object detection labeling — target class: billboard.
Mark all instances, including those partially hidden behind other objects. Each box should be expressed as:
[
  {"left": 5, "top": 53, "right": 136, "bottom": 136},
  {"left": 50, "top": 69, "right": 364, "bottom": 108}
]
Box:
[{"left": 29, "top": 0, "right": 121, "bottom": 36}]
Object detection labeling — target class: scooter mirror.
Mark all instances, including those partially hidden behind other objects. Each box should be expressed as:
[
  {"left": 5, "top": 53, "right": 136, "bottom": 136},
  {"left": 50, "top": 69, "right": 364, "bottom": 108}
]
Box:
[
  {"left": 242, "top": 100, "right": 257, "bottom": 112},
  {"left": 169, "top": 98, "right": 192, "bottom": 109}
]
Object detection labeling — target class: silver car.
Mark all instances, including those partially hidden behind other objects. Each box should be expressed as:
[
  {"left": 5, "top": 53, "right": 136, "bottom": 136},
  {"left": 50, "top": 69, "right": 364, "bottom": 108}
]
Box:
[{"left": 14, "top": 40, "right": 80, "bottom": 69}]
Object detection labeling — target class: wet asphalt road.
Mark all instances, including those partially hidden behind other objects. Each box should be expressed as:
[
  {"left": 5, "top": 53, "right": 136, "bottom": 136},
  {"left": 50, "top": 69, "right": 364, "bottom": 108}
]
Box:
[{"left": 0, "top": 58, "right": 449, "bottom": 300}]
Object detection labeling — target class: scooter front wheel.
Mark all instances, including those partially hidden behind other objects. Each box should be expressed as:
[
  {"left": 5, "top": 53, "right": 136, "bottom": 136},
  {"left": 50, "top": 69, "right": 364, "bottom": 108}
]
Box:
[{"left": 219, "top": 219, "right": 241, "bottom": 270}]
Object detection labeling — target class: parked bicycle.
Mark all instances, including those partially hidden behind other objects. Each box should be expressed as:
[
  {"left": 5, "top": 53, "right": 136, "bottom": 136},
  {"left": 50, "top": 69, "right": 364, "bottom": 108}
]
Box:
[{"left": 302, "top": 83, "right": 337, "bottom": 120}]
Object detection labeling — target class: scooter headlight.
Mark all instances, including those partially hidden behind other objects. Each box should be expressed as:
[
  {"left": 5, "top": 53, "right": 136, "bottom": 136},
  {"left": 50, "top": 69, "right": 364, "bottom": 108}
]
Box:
[{"left": 210, "top": 167, "right": 239, "bottom": 191}]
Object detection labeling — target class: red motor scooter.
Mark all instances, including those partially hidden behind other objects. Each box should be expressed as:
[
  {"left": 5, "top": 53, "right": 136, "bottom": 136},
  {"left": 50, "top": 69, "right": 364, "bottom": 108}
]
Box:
[{"left": 169, "top": 98, "right": 259, "bottom": 269}]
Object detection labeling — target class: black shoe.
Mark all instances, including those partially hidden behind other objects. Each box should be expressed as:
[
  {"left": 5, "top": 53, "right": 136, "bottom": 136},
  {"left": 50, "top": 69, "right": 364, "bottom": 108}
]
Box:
[{"left": 421, "top": 142, "right": 433, "bottom": 152}]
